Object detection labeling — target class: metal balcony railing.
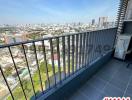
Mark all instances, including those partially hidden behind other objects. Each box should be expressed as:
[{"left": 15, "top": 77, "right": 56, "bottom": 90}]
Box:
[{"left": 0, "top": 27, "right": 117, "bottom": 100}]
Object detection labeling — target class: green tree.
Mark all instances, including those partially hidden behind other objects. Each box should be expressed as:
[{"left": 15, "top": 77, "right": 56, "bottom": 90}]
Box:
[
  {"left": 40, "top": 61, "right": 53, "bottom": 73},
  {"left": 4, "top": 67, "right": 13, "bottom": 77}
]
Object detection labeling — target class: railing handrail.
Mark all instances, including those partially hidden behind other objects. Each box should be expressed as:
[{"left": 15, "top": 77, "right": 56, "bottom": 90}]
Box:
[
  {"left": 0, "top": 27, "right": 117, "bottom": 48},
  {"left": 0, "top": 27, "right": 117, "bottom": 100}
]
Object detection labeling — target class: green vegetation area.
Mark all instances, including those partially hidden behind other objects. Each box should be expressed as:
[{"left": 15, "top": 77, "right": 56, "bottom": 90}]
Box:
[
  {"left": 7, "top": 59, "right": 74, "bottom": 100},
  {"left": 27, "top": 33, "right": 41, "bottom": 40},
  {"left": 7, "top": 61, "right": 59, "bottom": 100},
  {"left": 4, "top": 67, "right": 13, "bottom": 77},
  {"left": 0, "top": 39, "right": 4, "bottom": 44}
]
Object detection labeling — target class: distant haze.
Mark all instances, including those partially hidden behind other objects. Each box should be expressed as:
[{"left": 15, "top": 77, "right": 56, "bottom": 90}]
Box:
[{"left": 0, "top": 0, "right": 119, "bottom": 24}]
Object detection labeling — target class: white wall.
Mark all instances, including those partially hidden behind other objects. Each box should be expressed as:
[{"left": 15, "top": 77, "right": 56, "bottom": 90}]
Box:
[{"left": 125, "top": 0, "right": 132, "bottom": 20}]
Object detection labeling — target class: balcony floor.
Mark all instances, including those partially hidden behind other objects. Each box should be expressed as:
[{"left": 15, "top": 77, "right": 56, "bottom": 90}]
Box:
[{"left": 68, "top": 59, "right": 132, "bottom": 100}]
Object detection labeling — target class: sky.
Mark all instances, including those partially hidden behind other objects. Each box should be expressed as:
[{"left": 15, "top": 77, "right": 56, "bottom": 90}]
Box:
[{"left": 0, "top": 0, "right": 120, "bottom": 24}]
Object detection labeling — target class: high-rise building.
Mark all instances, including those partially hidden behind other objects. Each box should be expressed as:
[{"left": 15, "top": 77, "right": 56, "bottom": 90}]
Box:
[
  {"left": 98, "top": 17, "right": 108, "bottom": 28},
  {"left": 92, "top": 19, "right": 95, "bottom": 25}
]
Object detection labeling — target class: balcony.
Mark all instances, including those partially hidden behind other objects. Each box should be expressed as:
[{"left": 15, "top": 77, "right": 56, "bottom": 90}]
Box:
[
  {"left": 0, "top": 28, "right": 118, "bottom": 100},
  {"left": 1, "top": 0, "right": 132, "bottom": 99}
]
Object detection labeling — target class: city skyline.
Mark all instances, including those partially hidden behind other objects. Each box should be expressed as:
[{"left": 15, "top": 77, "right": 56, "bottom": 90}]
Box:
[{"left": 0, "top": 0, "right": 119, "bottom": 24}]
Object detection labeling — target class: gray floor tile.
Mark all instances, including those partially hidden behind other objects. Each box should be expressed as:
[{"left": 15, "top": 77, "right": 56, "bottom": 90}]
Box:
[
  {"left": 95, "top": 70, "right": 112, "bottom": 81},
  {"left": 109, "top": 77, "right": 128, "bottom": 91},
  {"left": 69, "top": 91, "right": 89, "bottom": 100},
  {"left": 79, "top": 84, "right": 103, "bottom": 100},
  {"left": 103, "top": 84, "right": 123, "bottom": 97},
  {"left": 68, "top": 59, "right": 132, "bottom": 100},
  {"left": 88, "top": 92, "right": 105, "bottom": 100},
  {"left": 125, "top": 84, "right": 132, "bottom": 95},
  {"left": 88, "top": 76, "right": 107, "bottom": 91},
  {"left": 124, "top": 93, "right": 132, "bottom": 98}
]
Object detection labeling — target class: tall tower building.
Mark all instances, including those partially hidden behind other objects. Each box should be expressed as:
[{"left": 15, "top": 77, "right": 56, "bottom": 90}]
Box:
[
  {"left": 98, "top": 17, "right": 108, "bottom": 28},
  {"left": 92, "top": 19, "right": 95, "bottom": 25}
]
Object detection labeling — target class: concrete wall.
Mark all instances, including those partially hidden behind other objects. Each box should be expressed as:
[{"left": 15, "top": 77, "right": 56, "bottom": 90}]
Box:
[
  {"left": 122, "top": 0, "right": 132, "bottom": 34},
  {"left": 123, "top": 21, "right": 132, "bottom": 34},
  {"left": 125, "top": 0, "right": 132, "bottom": 20}
]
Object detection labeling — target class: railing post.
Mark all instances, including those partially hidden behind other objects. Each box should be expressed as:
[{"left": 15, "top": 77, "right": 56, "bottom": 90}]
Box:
[
  {"left": 62, "top": 36, "right": 66, "bottom": 79},
  {"left": 67, "top": 36, "right": 70, "bottom": 76},
  {"left": 49, "top": 39, "right": 56, "bottom": 86},
  {"left": 56, "top": 37, "right": 61, "bottom": 83},
  {"left": 79, "top": 34, "right": 82, "bottom": 68},
  {"left": 22, "top": 44, "right": 36, "bottom": 99},
  {"left": 8, "top": 47, "right": 27, "bottom": 100},
  {"left": 33, "top": 42, "right": 44, "bottom": 92},
  {"left": 71, "top": 35, "right": 75, "bottom": 74},
  {"left": 75, "top": 34, "right": 79, "bottom": 71},
  {"left": 42, "top": 41, "right": 50, "bottom": 89}
]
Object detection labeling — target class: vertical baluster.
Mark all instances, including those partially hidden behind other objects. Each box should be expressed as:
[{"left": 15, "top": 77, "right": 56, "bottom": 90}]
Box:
[
  {"left": 41, "top": 41, "right": 50, "bottom": 89},
  {"left": 107, "top": 29, "right": 110, "bottom": 53},
  {"left": 71, "top": 35, "right": 75, "bottom": 74},
  {"left": 89, "top": 32, "right": 93, "bottom": 63},
  {"left": 75, "top": 34, "right": 79, "bottom": 71},
  {"left": 96, "top": 31, "right": 100, "bottom": 59},
  {"left": 110, "top": 29, "right": 113, "bottom": 49},
  {"left": 84, "top": 33, "right": 88, "bottom": 66},
  {"left": 103, "top": 30, "right": 106, "bottom": 54},
  {"left": 110, "top": 29, "right": 113, "bottom": 48},
  {"left": 82, "top": 33, "right": 86, "bottom": 67},
  {"left": 67, "top": 36, "right": 70, "bottom": 76},
  {"left": 33, "top": 42, "right": 44, "bottom": 92},
  {"left": 62, "top": 36, "right": 66, "bottom": 79},
  {"left": 108, "top": 30, "right": 110, "bottom": 49},
  {"left": 22, "top": 44, "right": 36, "bottom": 98},
  {"left": 79, "top": 34, "right": 82, "bottom": 68},
  {"left": 49, "top": 39, "right": 56, "bottom": 86},
  {"left": 106, "top": 30, "right": 108, "bottom": 52},
  {"left": 93, "top": 32, "right": 96, "bottom": 61},
  {"left": 112, "top": 29, "right": 116, "bottom": 48},
  {"left": 94, "top": 31, "right": 98, "bottom": 59},
  {"left": 112, "top": 28, "right": 117, "bottom": 48},
  {"left": 102, "top": 30, "right": 105, "bottom": 54},
  {"left": 105, "top": 30, "right": 108, "bottom": 53},
  {"left": 8, "top": 47, "right": 27, "bottom": 100},
  {"left": 87, "top": 33, "right": 90, "bottom": 64},
  {"left": 56, "top": 38, "right": 61, "bottom": 83},
  {"left": 0, "top": 65, "right": 14, "bottom": 100},
  {"left": 98, "top": 31, "right": 101, "bottom": 57},
  {"left": 106, "top": 30, "right": 110, "bottom": 53},
  {"left": 99, "top": 30, "right": 102, "bottom": 57},
  {"left": 100, "top": 30, "right": 103, "bottom": 56},
  {"left": 81, "top": 33, "right": 83, "bottom": 67},
  {"left": 111, "top": 29, "right": 114, "bottom": 50},
  {"left": 97, "top": 31, "right": 101, "bottom": 57},
  {"left": 103, "top": 30, "right": 105, "bottom": 54}
]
